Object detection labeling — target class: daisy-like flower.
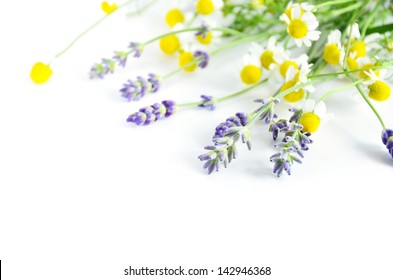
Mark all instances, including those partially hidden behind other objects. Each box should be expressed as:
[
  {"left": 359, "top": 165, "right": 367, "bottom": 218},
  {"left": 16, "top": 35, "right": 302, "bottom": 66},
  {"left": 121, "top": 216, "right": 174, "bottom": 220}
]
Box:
[
  {"left": 270, "top": 51, "right": 308, "bottom": 84},
  {"left": 101, "top": 1, "right": 117, "bottom": 14},
  {"left": 280, "top": 5, "right": 320, "bottom": 47},
  {"left": 323, "top": 29, "right": 344, "bottom": 66},
  {"left": 194, "top": 20, "right": 222, "bottom": 49},
  {"left": 283, "top": 1, "right": 315, "bottom": 20},
  {"left": 363, "top": 70, "right": 391, "bottom": 102},
  {"left": 280, "top": 61, "right": 315, "bottom": 104},
  {"left": 250, "top": 37, "right": 282, "bottom": 72},
  {"left": 298, "top": 99, "right": 330, "bottom": 133},
  {"left": 30, "top": 62, "right": 53, "bottom": 84},
  {"left": 239, "top": 51, "right": 262, "bottom": 85},
  {"left": 165, "top": 0, "right": 193, "bottom": 27},
  {"left": 195, "top": 0, "right": 224, "bottom": 16},
  {"left": 346, "top": 23, "right": 382, "bottom": 59},
  {"left": 357, "top": 57, "right": 384, "bottom": 79}
]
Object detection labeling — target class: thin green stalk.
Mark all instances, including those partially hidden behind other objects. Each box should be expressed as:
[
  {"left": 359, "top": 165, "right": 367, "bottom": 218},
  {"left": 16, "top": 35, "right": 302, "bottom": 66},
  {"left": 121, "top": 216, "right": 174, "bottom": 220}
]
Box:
[
  {"left": 330, "top": 2, "right": 363, "bottom": 18},
  {"left": 314, "top": 0, "right": 356, "bottom": 10},
  {"left": 318, "top": 79, "right": 365, "bottom": 102},
  {"left": 186, "top": 13, "right": 198, "bottom": 28},
  {"left": 308, "top": 64, "right": 393, "bottom": 78},
  {"left": 178, "top": 79, "right": 267, "bottom": 108},
  {"left": 353, "top": 78, "right": 386, "bottom": 129},
  {"left": 126, "top": 0, "right": 158, "bottom": 17},
  {"left": 162, "top": 57, "right": 204, "bottom": 80},
  {"left": 52, "top": 0, "right": 137, "bottom": 63},
  {"left": 360, "top": 2, "right": 381, "bottom": 39},
  {"left": 142, "top": 28, "right": 200, "bottom": 46}
]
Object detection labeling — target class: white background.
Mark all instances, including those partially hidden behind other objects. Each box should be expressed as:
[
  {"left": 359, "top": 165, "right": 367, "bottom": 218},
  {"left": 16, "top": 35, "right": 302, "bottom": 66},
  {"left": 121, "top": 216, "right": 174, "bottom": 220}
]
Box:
[{"left": 1, "top": 0, "right": 393, "bottom": 279}]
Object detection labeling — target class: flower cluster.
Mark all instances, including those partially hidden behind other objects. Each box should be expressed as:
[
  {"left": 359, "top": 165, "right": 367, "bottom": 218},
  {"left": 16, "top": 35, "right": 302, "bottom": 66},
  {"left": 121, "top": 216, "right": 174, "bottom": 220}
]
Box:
[{"left": 32, "top": 0, "right": 393, "bottom": 177}]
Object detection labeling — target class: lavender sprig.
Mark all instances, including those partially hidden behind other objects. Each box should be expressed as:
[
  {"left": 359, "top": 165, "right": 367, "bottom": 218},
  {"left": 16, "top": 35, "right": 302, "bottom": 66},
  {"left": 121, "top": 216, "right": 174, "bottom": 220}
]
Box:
[
  {"left": 269, "top": 120, "right": 313, "bottom": 177},
  {"left": 382, "top": 129, "right": 393, "bottom": 158},
  {"left": 199, "top": 113, "right": 251, "bottom": 174},
  {"left": 127, "top": 100, "right": 177, "bottom": 126},
  {"left": 89, "top": 42, "right": 144, "bottom": 79},
  {"left": 193, "top": 51, "right": 209, "bottom": 69},
  {"left": 195, "top": 21, "right": 211, "bottom": 38},
  {"left": 198, "top": 95, "right": 217, "bottom": 111},
  {"left": 254, "top": 98, "right": 279, "bottom": 124},
  {"left": 120, "top": 74, "right": 161, "bottom": 102}
]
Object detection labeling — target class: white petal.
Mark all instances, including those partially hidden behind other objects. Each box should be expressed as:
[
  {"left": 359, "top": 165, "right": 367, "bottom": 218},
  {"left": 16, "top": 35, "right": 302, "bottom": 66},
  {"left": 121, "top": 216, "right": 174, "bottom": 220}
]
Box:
[
  {"left": 292, "top": 5, "right": 301, "bottom": 19},
  {"left": 302, "top": 99, "right": 315, "bottom": 112},
  {"left": 286, "top": 66, "right": 297, "bottom": 81},
  {"left": 307, "top": 30, "right": 321, "bottom": 41},
  {"left": 303, "top": 38, "right": 311, "bottom": 47},
  {"left": 314, "top": 101, "right": 327, "bottom": 116},
  {"left": 280, "top": 14, "right": 290, "bottom": 24},
  {"left": 294, "top": 38, "right": 302, "bottom": 47}
]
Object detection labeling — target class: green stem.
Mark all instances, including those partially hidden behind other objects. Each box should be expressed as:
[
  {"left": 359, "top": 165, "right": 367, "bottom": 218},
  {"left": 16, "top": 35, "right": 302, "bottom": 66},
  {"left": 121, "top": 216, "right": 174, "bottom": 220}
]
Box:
[
  {"left": 318, "top": 79, "right": 365, "bottom": 102},
  {"left": 162, "top": 57, "right": 203, "bottom": 80},
  {"left": 366, "top": 23, "right": 393, "bottom": 35},
  {"left": 351, "top": 76, "right": 386, "bottom": 129},
  {"left": 126, "top": 0, "right": 158, "bottom": 17},
  {"left": 52, "top": 0, "right": 137, "bottom": 63},
  {"left": 186, "top": 13, "right": 198, "bottom": 28},
  {"left": 308, "top": 64, "right": 393, "bottom": 78},
  {"left": 360, "top": 2, "right": 381, "bottom": 39},
  {"left": 314, "top": 0, "right": 356, "bottom": 10},
  {"left": 142, "top": 28, "right": 200, "bottom": 47},
  {"left": 330, "top": 2, "right": 363, "bottom": 17}
]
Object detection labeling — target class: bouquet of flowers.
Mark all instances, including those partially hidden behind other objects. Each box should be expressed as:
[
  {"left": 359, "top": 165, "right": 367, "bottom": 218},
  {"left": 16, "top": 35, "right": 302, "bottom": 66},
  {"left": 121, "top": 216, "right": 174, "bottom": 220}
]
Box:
[{"left": 31, "top": 0, "right": 393, "bottom": 177}]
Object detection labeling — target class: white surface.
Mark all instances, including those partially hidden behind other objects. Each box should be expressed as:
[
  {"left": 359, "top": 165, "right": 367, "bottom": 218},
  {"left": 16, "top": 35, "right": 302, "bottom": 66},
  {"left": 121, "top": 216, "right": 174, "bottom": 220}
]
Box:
[{"left": 1, "top": 1, "right": 393, "bottom": 279}]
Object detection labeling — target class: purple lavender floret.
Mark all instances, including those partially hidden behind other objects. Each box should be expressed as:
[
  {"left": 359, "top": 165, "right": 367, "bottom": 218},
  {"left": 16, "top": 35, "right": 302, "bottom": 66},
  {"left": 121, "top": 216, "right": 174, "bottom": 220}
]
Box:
[
  {"left": 195, "top": 21, "right": 211, "bottom": 38},
  {"left": 193, "top": 51, "right": 209, "bottom": 69},
  {"left": 213, "top": 112, "right": 250, "bottom": 139},
  {"left": 127, "top": 100, "right": 177, "bottom": 126},
  {"left": 199, "top": 95, "right": 216, "bottom": 111},
  {"left": 113, "top": 51, "right": 128, "bottom": 67},
  {"left": 254, "top": 98, "right": 279, "bottom": 124},
  {"left": 120, "top": 74, "right": 161, "bottom": 102},
  {"left": 382, "top": 129, "right": 393, "bottom": 158},
  {"left": 199, "top": 112, "right": 252, "bottom": 174},
  {"left": 128, "top": 42, "right": 144, "bottom": 58},
  {"left": 89, "top": 58, "right": 115, "bottom": 79},
  {"left": 289, "top": 107, "right": 303, "bottom": 123}
]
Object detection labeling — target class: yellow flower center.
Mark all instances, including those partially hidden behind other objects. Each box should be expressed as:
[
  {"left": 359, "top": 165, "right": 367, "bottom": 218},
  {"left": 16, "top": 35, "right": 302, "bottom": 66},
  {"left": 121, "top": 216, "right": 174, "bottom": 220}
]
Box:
[
  {"left": 101, "top": 1, "right": 117, "bottom": 14},
  {"left": 284, "top": 7, "right": 304, "bottom": 20},
  {"left": 299, "top": 112, "right": 321, "bottom": 133},
  {"left": 165, "top": 8, "right": 185, "bottom": 27},
  {"left": 240, "top": 65, "right": 262, "bottom": 85},
  {"left": 197, "top": 32, "right": 213, "bottom": 45},
  {"left": 260, "top": 50, "right": 275, "bottom": 70},
  {"left": 281, "top": 80, "right": 304, "bottom": 102},
  {"left": 280, "top": 60, "right": 298, "bottom": 77},
  {"left": 159, "top": 35, "right": 180, "bottom": 55},
  {"left": 30, "top": 62, "right": 53, "bottom": 84},
  {"left": 288, "top": 19, "right": 308, "bottom": 39},
  {"left": 346, "top": 57, "right": 358, "bottom": 71},
  {"left": 323, "top": 44, "right": 341, "bottom": 65},
  {"left": 349, "top": 40, "right": 366, "bottom": 58},
  {"left": 368, "top": 81, "right": 391, "bottom": 102},
  {"left": 359, "top": 63, "right": 380, "bottom": 79},
  {"left": 196, "top": 0, "right": 214, "bottom": 15},
  {"left": 178, "top": 52, "right": 197, "bottom": 72}
]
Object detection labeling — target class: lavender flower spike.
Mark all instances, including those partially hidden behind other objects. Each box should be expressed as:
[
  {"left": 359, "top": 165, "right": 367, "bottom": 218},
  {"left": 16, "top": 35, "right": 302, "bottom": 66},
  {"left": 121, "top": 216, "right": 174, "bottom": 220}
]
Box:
[
  {"left": 254, "top": 97, "right": 279, "bottom": 124},
  {"left": 193, "top": 51, "right": 209, "bottom": 69},
  {"left": 195, "top": 21, "right": 211, "bottom": 38},
  {"left": 127, "top": 100, "right": 177, "bottom": 126},
  {"left": 199, "top": 95, "right": 217, "bottom": 111},
  {"left": 128, "top": 42, "right": 144, "bottom": 58},
  {"left": 89, "top": 58, "right": 115, "bottom": 79},
  {"left": 382, "top": 129, "right": 393, "bottom": 158},
  {"left": 120, "top": 74, "right": 162, "bottom": 102}
]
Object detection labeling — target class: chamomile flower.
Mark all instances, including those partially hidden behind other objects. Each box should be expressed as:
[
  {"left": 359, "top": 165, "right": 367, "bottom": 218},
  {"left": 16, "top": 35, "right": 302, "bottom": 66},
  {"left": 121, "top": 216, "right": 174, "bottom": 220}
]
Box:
[
  {"left": 357, "top": 57, "right": 384, "bottom": 79},
  {"left": 280, "top": 66, "right": 305, "bottom": 103},
  {"left": 323, "top": 29, "right": 344, "bottom": 66},
  {"left": 280, "top": 5, "right": 320, "bottom": 47},
  {"left": 270, "top": 51, "right": 308, "bottom": 84},
  {"left": 178, "top": 44, "right": 198, "bottom": 72},
  {"left": 101, "top": 1, "right": 117, "bottom": 14},
  {"left": 346, "top": 51, "right": 359, "bottom": 71},
  {"left": 195, "top": 0, "right": 224, "bottom": 16},
  {"left": 194, "top": 20, "right": 222, "bottom": 49},
  {"left": 250, "top": 37, "right": 282, "bottom": 71},
  {"left": 159, "top": 23, "right": 190, "bottom": 55},
  {"left": 30, "top": 62, "right": 53, "bottom": 84},
  {"left": 165, "top": 1, "right": 193, "bottom": 27},
  {"left": 363, "top": 70, "right": 391, "bottom": 102},
  {"left": 298, "top": 99, "right": 329, "bottom": 133},
  {"left": 239, "top": 52, "right": 262, "bottom": 85},
  {"left": 347, "top": 23, "right": 366, "bottom": 58},
  {"left": 284, "top": 1, "right": 315, "bottom": 20}
]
